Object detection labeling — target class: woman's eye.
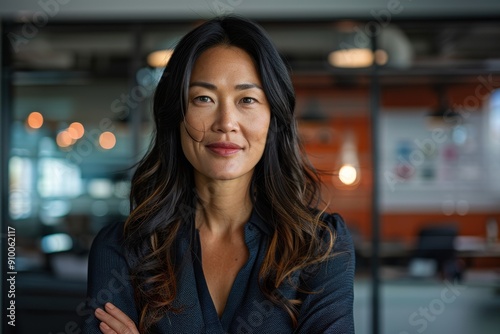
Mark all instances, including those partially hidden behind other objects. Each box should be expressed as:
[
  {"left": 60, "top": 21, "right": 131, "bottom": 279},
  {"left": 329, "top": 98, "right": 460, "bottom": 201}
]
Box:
[
  {"left": 194, "top": 96, "right": 213, "bottom": 103},
  {"left": 241, "top": 97, "right": 257, "bottom": 104}
]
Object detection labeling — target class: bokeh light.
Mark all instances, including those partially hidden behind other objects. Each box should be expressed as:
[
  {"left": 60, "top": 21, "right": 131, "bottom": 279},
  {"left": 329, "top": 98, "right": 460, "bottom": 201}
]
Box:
[
  {"left": 339, "top": 164, "right": 358, "bottom": 185},
  {"left": 68, "top": 122, "right": 85, "bottom": 139},
  {"left": 27, "top": 111, "right": 44, "bottom": 129},
  {"left": 147, "top": 49, "right": 174, "bottom": 67},
  {"left": 329, "top": 48, "right": 388, "bottom": 68},
  {"left": 99, "top": 131, "right": 116, "bottom": 150},
  {"left": 56, "top": 131, "right": 74, "bottom": 148}
]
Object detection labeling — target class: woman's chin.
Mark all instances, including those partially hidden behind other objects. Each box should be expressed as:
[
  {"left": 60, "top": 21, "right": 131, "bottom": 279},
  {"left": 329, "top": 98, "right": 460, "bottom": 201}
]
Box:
[{"left": 196, "top": 169, "right": 254, "bottom": 182}]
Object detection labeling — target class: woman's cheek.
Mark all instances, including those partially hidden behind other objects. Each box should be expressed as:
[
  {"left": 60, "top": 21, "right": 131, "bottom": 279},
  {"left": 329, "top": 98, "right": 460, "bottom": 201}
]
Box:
[{"left": 183, "top": 112, "right": 207, "bottom": 142}]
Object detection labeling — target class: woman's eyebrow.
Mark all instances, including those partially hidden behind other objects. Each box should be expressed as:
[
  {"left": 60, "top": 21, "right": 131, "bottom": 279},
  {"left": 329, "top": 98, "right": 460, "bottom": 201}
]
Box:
[
  {"left": 235, "top": 83, "right": 263, "bottom": 91},
  {"left": 189, "top": 81, "right": 216, "bottom": 90},
  {"left": 189, "top": 81, "right": 263, "bottom": 91}
]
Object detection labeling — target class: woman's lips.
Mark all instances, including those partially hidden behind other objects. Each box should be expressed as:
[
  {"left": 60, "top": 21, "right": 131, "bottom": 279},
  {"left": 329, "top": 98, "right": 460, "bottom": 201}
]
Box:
[{"left": 205, "top": 142, "right": 242, "bottom": 156}]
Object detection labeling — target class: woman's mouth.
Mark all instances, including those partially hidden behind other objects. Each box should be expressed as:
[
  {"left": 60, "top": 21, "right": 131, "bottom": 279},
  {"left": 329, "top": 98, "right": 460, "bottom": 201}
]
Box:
[{"left": 205, "top": 142, "right": 242, "bottom": 156}]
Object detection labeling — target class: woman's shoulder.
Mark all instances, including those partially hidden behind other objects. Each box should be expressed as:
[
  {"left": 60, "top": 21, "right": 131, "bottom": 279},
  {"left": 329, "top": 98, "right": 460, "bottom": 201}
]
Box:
[
  {"left": 89, "top": 221, "right": 126, "bottom": 255},
  {"left": 300, "top": 212, "right": 355, "bottom": 283},
  {"left": 318, "top": 212, "right": 353, "bottom": 252}
]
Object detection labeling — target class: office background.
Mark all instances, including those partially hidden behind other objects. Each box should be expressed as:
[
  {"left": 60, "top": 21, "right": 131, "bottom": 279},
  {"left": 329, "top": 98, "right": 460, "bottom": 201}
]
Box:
[{"left": 1, "top": 1, "right": 500, "bottom": 333}]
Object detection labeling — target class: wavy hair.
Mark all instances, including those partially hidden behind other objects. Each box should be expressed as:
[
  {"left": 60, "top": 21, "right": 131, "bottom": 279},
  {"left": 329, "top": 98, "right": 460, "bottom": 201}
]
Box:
[{"left": 123, "top": 15, "right": 335, "bottom": 333}]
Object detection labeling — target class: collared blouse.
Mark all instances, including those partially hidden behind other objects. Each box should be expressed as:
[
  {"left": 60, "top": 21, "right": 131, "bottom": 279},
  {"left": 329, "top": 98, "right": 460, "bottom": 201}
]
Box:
[{"left": 83, "top": 210, "right": 355, "bottom": 333}]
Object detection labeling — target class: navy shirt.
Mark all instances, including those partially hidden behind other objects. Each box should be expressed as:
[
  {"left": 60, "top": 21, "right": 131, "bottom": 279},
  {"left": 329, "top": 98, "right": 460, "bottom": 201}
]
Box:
[{"left": 83, "top": 211, "right": 355, "bottom": 333}]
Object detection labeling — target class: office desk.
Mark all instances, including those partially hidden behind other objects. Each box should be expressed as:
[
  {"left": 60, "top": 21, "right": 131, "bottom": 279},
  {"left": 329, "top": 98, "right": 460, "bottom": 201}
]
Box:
[
  {"left": 356, "top": 237, "right": 500, "bottom": 285},
  {"left": 356, "top": 237, "right": 500, "bottom": 262}
]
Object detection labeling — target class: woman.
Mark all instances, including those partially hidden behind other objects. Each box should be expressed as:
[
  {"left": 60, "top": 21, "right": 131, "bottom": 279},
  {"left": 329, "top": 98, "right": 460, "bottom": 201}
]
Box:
[{"left": 85, "top": 16, "right": 355, "bottom": 334}]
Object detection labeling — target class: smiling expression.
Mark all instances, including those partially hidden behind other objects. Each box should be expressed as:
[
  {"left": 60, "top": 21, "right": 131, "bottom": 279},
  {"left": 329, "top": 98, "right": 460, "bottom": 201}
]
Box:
[{"left": 180, "top": 45, "right": 271, "bottom": 183}]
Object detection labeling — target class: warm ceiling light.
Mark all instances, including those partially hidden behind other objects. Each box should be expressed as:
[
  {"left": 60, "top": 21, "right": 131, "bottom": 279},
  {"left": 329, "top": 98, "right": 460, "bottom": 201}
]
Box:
[
  {"left": 56, "top": 131, "right": 74, "bottom": 148},
  {"left": 27, "top": 111, "right": 44, "bottom": 129},
  {"left": 328, "top": 48, "right": 388, "bottom": 68},
  {"left": 147, "top": 49, "right": 174, "bottom": 68},
  {"left": 68, "top": 122, "right": 84, "bottom": 139},
  {"left": 333, "top": 131, "right": 361, "bottom": 189},
  {"left": 99, "top": 131, "right": 116, "bottom": 150},
  {"left": 339, "top": 164, "right": 358, "bottom": 185},
  {"left": 329, "top": 48, "right": 373, "bottom": 68}
]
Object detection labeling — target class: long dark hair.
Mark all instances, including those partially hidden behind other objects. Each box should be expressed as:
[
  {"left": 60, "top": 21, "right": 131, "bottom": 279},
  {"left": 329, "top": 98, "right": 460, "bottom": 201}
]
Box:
[{"left": 124, "top": 16, "right": 335, "bottom": 333}]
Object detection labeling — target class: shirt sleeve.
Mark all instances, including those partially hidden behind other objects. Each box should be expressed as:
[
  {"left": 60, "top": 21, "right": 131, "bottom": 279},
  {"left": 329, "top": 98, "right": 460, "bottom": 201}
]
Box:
[
  {"left": 82, "top": 222, "right": 139, "bottom": 334},
  {"left": 294, "top": 213, "right": 355, "bottom": 334}
]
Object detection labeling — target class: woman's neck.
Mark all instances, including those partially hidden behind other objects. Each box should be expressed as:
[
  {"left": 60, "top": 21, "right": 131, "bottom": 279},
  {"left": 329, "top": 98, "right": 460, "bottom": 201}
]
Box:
[{"left": 194, "top": 175, "right": 253, "bottom": 237}]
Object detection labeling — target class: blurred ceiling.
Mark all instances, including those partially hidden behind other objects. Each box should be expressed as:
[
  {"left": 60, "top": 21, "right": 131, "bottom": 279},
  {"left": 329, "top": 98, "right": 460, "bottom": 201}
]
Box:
[
  {"left": 1, "top": 0, "right": 500, "bottom": 20},
  {"left": 9, "top": 19, "right": 500, "bottom": 85}
]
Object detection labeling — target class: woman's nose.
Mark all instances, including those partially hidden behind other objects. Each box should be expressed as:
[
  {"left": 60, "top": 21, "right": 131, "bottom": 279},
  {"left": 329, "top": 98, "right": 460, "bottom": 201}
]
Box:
[{"left": 211, "top": 100, "right": 239, "bottom": 133}]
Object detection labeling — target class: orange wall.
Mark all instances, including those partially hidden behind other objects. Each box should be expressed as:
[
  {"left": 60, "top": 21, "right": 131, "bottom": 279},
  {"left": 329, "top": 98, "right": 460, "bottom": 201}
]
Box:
[{"left": 297, "top": 82, "right": 500, "bottom": 246}]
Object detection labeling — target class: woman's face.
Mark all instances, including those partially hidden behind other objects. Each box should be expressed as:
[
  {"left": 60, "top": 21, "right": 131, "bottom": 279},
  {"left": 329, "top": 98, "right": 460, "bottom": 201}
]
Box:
[{"left": 180, "top": 46, "right": 271, "bottom": 183}]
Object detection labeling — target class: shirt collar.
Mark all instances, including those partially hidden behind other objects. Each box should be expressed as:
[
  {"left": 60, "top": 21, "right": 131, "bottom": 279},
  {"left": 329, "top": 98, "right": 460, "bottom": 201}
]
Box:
[{"left": 248, "top": 208, "right": 272, "bottom": 236}]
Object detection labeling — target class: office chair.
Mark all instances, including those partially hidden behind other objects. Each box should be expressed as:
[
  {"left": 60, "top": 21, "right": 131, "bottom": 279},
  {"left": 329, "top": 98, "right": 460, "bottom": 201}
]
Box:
[{"left": 410, "top": 225, "right": 464, "bottom": 281}]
